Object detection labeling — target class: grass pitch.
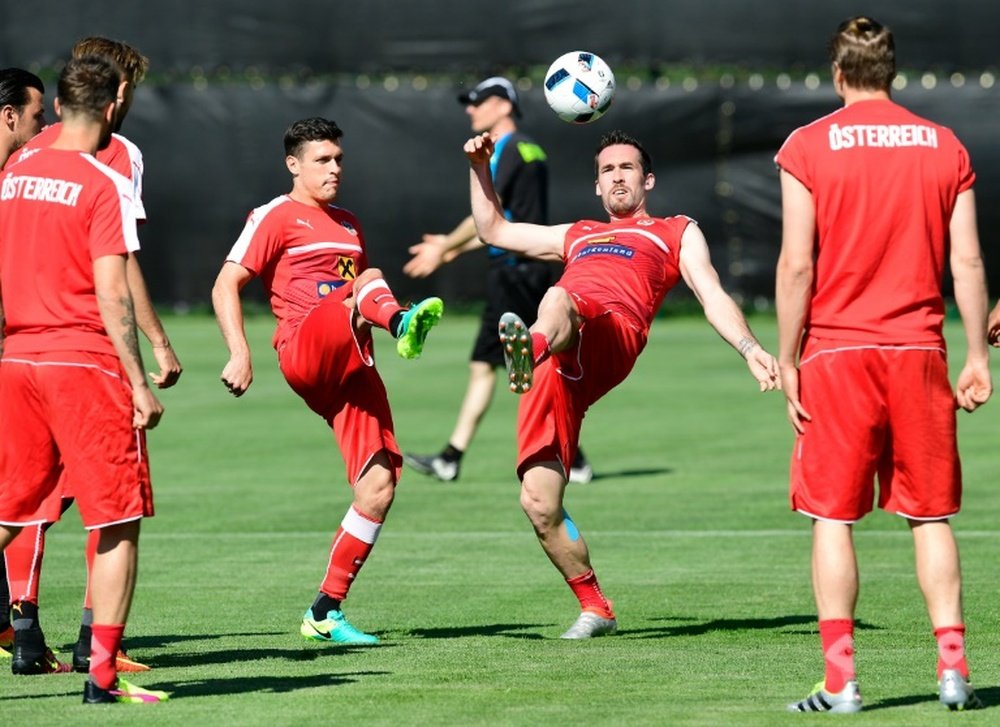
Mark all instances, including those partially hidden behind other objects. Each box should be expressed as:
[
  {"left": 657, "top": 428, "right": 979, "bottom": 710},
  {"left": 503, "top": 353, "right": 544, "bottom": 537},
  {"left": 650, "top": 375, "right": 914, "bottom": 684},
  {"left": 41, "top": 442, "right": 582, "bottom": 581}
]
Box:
[{"left": 3, "top": 311, "right": 999, "bottom": 725}]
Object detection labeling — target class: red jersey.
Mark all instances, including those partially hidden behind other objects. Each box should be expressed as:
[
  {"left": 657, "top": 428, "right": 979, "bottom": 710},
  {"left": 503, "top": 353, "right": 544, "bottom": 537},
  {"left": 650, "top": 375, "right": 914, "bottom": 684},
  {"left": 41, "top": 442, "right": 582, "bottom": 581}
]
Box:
[
  {"left": 775, "top": 99, "right": 974, "bottom": 345},
  {"left": 0, "top": 148, "right": 135, "bottom": 355},
  {"left": 9, "top": 124, "right": 146, "bottom": 221},
  {"left": 558, "top": 215, "right": 689, "bottom": 334},
  {"left": 226, "top": 195, "right": 369, "bottom": 349}
]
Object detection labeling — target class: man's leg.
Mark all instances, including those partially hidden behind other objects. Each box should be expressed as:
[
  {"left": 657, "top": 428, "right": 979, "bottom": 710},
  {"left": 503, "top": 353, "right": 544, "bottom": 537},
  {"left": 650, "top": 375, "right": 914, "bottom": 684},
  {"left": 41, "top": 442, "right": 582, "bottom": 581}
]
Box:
[
  {"left": 500, "top": 287, "right": 581, "bottom": 394},
  {"left": 519, "top": 462, "right": 615, "bottom": 639},
  {"left": 910, "top": 519, "right": 981, "bottom": 710},
  {"left": 302, "top": 450, "right": 396, "bottom": 646},
  {"left": 83, "top": 520, "right": 167, "bottom": 704},
  {"left": 788, "top": 520, "right": 862, "bottom": 713},
  {"left": 351, "top": 267, "right": 442, "bottom": 360}
]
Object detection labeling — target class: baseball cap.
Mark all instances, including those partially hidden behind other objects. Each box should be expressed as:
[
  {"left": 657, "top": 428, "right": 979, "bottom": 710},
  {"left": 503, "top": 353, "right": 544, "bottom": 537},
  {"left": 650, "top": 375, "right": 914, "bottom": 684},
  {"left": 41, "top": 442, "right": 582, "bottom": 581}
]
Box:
[{"left": 457, "top": 76, "right": 521, "bottom": 116}]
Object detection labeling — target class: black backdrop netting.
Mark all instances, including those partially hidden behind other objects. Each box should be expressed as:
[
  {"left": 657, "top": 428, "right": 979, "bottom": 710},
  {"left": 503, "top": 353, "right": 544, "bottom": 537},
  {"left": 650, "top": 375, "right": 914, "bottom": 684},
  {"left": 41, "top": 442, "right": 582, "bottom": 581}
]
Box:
[
  {"left": 1, "top": 0, "right": 997, "bottom": 306},
  {"left": 126, "top": 81, "right": 1000, "bottom": 307}
]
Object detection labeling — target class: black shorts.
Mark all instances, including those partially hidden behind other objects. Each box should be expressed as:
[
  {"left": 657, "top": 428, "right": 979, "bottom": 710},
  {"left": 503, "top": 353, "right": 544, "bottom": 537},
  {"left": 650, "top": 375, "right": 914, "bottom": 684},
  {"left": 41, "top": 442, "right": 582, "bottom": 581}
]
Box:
[{"left": 471, "top": 257, "right": 556, "bottom": 366}]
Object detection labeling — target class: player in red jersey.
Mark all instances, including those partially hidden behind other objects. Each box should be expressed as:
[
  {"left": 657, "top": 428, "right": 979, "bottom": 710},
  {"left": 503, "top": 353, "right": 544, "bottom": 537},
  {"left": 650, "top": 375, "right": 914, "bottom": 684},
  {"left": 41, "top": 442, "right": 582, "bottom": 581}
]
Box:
[
  {"left": 0, "top": 55, "right": 168, "bottom": 704},
  {"left": 213, "top": 117, "right": 443, "bottom": 645},
  {"left": 0, "top": 67, "right": 46, "bottom": 661},
  {"left": 463, "top": 128, "right": 780, "bottom": 638},
  {"left": 776, "top": 17, "right": 990, "bottom": 714},
  {"left": 1, "top": 38, "right": 178, "bottom": 676}
]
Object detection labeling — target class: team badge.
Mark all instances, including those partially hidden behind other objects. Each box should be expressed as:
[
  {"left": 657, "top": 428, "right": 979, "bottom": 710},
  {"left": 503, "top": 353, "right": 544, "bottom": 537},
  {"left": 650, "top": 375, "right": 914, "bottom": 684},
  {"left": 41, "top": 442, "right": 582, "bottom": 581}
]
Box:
[{"left": 337, "top": 256, "right": 357, "bottom": 280}]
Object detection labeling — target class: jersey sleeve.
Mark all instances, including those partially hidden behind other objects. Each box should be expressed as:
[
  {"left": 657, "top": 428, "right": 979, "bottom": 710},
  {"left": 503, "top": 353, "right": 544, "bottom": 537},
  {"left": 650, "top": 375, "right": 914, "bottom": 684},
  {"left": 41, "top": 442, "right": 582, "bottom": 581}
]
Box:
[
  {"left": 227, "top": 205, "right": 285, "bottom": 275},
  {"left": 774, "top": 127, "right": 812, "bottom": 191},
  {"left": 116, "top": 135, "right": 146, "bottom": 222},
  {"left": 954, "top": 136, "right": 976, "bottom": 194}
]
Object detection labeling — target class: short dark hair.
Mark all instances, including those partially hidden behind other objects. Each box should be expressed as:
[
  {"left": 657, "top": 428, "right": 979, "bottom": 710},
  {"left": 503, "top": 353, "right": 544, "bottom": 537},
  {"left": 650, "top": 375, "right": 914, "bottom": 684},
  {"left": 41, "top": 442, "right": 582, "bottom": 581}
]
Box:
[
  {"left": 57, "top": 56, "right": 120, "bottom": 121},
  {"left": 828, "top": 16, "right": 895, "bottom": 92},
  {"left": 284, "top": 117, "right": 344, "bottom": 158},
  {"left": 0, "top": 67, "right": 45, "bottom": 110},
  {"left": 594, "top": 130, "right": 653, "bottom": 178}
]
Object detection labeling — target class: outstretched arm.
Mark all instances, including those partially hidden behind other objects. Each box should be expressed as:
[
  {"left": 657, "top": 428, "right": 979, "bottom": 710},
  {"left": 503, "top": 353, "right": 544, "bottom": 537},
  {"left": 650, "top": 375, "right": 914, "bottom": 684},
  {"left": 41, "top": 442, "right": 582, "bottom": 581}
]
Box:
[
  {"left": 464, "top": 133, "right": 569, "bottom": 261},
  {"left": 404, "top": 215, "right": 480, "bottom": 278},
  {"left": 126, "top": 252, "right": 182, "bottom": 388},
  {"left": 212, "top": 261, "right": 255, "bottom": 397},
  {"left": 950, "top": 189, "right": 991, "bottom": 411},
  {"left": 678, "top": 222, "right": 780, "bottom": 392},
  {"left": 775, "top": 170, "right": 815, "bottom": 434}
]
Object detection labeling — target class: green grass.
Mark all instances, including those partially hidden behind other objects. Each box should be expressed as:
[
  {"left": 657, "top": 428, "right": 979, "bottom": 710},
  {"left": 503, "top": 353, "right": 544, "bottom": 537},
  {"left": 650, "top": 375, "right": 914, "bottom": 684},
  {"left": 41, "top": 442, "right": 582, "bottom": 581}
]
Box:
[{"left": 4, "top": 312, "right": 1000, "bottom": 725}]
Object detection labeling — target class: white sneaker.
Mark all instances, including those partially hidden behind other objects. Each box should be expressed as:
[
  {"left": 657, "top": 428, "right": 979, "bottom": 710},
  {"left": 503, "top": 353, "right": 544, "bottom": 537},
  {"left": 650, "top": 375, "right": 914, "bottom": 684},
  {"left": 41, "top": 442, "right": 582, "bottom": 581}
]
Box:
[
  {"left": 559, "top": 611, "right": 617, "bottom": 639},
  {"left": 568, "top": 462, "right": 593, "bottom": 484},
  {"left": 787, "top": 680, "right": 862, "bottom": 713},
  {"left": 939, "top": 669, "right": 983, "bottom": 711},
  {"left": 403, "top": 452, "right": 459, "bottom": 482}
]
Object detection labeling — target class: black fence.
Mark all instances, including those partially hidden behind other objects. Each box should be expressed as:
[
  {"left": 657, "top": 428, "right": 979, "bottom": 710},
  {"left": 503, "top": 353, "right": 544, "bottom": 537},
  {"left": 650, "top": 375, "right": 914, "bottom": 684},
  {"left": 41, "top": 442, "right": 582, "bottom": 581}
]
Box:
[{"left": 3, "top": 0, "right": 997, "bottom": 307}]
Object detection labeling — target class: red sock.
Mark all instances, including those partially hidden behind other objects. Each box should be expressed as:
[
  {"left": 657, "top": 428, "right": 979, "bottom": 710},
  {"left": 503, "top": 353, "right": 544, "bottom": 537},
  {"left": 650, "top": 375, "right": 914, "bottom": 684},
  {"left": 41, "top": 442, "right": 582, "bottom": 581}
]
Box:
[
  {"left": 531, "top": 332, "right": 551, "bottom": 365},
  {"left": 819, "top": 619, "right": 856, "bottom": 692},
  {"left": 90, "top": 623, "right": 125, "bottom": 689},
  {"left": 83, "top": 529, "right": 99, "bottom": 610},
  {"left": 319, "top": 506, "right": 382, "bottom": 601},
  {"left": 355, "top": 278, "right": 404, "bottom": 332},
  {"left": 935, "top": 624, "right": 969, "bottom": 679},
  {"left": 4, "top": 524, "right": 45, "bottom": 604},
  {"left": 566, "top": 569, "right": 614, "bottom": 619}
]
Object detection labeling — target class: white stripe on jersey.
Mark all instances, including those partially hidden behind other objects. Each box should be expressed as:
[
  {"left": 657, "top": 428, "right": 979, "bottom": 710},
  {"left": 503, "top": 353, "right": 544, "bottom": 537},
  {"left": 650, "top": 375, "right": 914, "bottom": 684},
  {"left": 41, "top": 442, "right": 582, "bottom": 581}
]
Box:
[
  {"left": 287, "top": 241, "right": 363, "bottom": 256},
  {"left": 112, "top": 133, "right": 146, "bottom": 221},
  {"left": 226, "top": 195, "right": 291, "bottom": 263},
  {"left": 80, "top": 153, "right": 140, "bottom": 252}
]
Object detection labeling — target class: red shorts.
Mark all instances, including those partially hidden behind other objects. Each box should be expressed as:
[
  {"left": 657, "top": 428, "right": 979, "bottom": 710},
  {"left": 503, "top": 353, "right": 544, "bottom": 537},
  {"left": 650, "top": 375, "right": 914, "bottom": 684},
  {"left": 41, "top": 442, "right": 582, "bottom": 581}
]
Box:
[
  {"left": 516, "top": 292, "right": 646, "bottom": 479},
  {"left": 0, "top": 352, "right": 153, "bottom": 529},
  {"left": 278, "top": 295, "right": 402, "bottom": 486},
  {"left": 790, "top": 338, "right": 960, "bottom": 522}
]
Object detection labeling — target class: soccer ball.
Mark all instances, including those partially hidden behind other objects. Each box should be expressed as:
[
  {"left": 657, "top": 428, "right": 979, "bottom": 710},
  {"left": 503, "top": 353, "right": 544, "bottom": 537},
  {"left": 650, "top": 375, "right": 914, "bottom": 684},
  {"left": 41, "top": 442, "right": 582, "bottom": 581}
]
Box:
[{"left": 543, "top": 51, "right": 616, "bottom": 124}]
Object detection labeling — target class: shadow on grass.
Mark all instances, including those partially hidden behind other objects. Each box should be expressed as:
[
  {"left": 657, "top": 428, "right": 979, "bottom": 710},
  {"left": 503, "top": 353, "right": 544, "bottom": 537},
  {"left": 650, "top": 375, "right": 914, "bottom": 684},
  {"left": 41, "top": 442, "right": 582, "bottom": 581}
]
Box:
[
  {"left": 866, "top": 685, "right": 997, "bottom": 712},
  {"left": 162, "top": 670, "right": 391, "bottom": 698},
  {"left": 406, "top": 623, "right": 549, "bottom": 640},
  {"left": 588, "top": 467, "right": 673, "bottom": 482},
  {"left": 623, "top": 615, "right": 881, "bottom": 638}
]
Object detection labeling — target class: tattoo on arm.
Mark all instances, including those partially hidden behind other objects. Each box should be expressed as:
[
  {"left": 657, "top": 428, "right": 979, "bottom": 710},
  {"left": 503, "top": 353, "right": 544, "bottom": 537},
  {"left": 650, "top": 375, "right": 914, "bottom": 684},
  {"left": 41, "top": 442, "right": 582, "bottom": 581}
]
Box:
[
  {"left": 118, "top": 296, "right": 144, "bottom": 369},
  {"left": 737, "top": 336, "right": 759, "bottom": 358}
]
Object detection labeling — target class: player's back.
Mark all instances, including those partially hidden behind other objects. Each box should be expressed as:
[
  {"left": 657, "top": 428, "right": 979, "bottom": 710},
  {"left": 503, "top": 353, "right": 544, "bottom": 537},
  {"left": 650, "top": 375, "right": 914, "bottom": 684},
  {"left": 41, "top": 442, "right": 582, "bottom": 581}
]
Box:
[
  {"left": 776, "top": 99, "right": 973, "bottom": 344},
  {"left": 0, "top": 148, "right": 130, "bottom": 354}
]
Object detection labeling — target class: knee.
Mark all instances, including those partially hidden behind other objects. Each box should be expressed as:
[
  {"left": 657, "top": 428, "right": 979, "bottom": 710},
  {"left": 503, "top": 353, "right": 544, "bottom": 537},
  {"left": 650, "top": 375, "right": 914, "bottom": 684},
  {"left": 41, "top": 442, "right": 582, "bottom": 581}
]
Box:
[{"left": 520, "top": 485, "right": 559, "bottom": 533}]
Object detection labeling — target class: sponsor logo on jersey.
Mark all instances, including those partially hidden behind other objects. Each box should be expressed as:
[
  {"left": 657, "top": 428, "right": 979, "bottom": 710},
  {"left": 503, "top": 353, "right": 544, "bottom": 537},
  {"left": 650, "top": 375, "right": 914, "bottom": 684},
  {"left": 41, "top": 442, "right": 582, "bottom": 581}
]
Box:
[
  {"left": 340, "top": 220, "right": 358, "bottom": 236},
  {"left": 337, "top": 256, "right": 357, "bottom": 280},
  {"left": 576, "top": 243, "right": 634, "bottom": 261},
  {"left": 317, "top": 280, "right": 346, "bottom": 297},
  {"left": 295, "top": 217, "right": 314, "bottom": 229}
]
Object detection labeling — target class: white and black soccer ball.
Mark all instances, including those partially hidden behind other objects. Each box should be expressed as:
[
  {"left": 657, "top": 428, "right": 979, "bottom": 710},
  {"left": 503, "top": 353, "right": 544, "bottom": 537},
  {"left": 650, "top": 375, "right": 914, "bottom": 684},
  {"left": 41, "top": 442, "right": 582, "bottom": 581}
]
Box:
[{"left": 543, "top": 51, "right": 616, "bottom": 124}]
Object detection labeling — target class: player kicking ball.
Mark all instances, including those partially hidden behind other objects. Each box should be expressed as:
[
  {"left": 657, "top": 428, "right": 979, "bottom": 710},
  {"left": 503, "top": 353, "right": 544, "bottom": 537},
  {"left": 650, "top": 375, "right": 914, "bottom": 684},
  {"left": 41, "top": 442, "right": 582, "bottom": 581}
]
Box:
[
  {"left": 214, "top": 117, "right": 442, "bottom": 645},
  {"left": 467, "top": 129, "right": 780, "bottom": 638}
]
